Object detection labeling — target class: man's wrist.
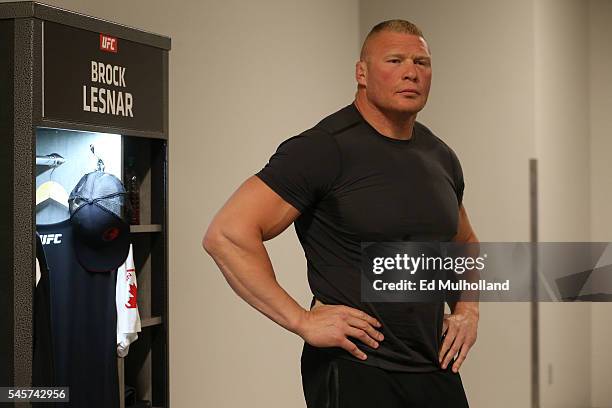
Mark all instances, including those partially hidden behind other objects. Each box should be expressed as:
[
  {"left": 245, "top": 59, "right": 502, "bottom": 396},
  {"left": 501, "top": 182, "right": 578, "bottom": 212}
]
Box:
[
  {"left": 452, "top": 301, "right": 479, "bottom": 318},
  {"left": 287, "top": 307, "right": 309, "bottom": 338}
]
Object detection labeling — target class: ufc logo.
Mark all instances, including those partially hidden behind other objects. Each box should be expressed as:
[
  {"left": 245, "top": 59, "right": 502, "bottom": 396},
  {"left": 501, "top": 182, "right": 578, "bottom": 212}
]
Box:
[
  {"left": 100, "top": 34, "right": 118, "bottom": 53},
  {"left": 40, "top": 233, "right": 62, "bottom": 245}
]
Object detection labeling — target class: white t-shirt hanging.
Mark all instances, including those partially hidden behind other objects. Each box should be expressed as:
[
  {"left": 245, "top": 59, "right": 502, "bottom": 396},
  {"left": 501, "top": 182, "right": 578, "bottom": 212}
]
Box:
[{"left": 116, "top": 244, "right": 141, "bottom": 357}]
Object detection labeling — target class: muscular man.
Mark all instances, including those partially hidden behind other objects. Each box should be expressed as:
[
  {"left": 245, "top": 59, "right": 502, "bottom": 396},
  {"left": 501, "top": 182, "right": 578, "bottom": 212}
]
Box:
[{"left": 204, "top": 19, "right": 479, "bottom": 407}]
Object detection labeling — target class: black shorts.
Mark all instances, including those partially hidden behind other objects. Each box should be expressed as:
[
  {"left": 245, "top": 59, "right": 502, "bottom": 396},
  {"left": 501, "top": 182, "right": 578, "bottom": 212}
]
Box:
[{"left": 300, "top": 343, "right": 470, "bottom": 408}]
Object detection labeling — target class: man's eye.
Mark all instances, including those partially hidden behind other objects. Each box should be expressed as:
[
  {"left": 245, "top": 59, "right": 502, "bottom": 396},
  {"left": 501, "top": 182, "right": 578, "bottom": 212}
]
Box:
[
  {"left": 416, "top": 60, "right": 430, "bottom": 66},
  {"left": 388, "top": 59, "right": 401, "bottom": 63}
]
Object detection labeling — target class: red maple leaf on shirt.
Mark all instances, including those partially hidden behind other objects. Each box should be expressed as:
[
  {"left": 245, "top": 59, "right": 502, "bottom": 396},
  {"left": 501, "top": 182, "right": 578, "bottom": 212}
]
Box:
[{"left": 125, "top": 283, "right": 138, "bottom": 308}]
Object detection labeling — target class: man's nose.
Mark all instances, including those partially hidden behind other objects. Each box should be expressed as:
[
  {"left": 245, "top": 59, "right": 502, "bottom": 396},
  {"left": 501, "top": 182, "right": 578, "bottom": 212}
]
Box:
[{"left": 402, "top": 62, "right": 418, "bottom": 81}]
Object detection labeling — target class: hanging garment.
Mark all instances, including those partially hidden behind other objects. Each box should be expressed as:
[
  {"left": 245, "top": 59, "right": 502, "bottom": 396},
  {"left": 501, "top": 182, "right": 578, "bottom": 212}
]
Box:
[
  {"left": 116, "top": 244, "right": 141, "bottom": 357},
  {"left": 33, "top": 233, "right": 55, "bottom": 388},
  {"left": 37, "top": 220, "right": 119, "bottom": 408}
]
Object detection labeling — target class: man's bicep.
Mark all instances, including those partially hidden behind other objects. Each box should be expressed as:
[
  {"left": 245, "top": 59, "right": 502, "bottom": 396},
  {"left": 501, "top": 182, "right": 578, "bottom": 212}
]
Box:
[{"left": 208, "top": 176, "right": 301, "bottom": 243}]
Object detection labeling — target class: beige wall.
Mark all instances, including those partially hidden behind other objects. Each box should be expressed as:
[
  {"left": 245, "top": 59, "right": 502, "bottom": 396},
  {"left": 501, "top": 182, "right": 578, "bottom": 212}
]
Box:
[
  {"left": 162, "top": 2, "right": 359, "bottom": 407},
  {"left": 9, "top": 0, "right": 612, "bottom": 406},
  {"left": 534, "top": 0, "right": 592, "bottom": 407},
  {"left": 589, "top": 1, "right": 612, "bottom": 407},
  {"left": 533, "top": 1, "right": 612, "bottom": 407},
  {"left": 359, "top": 1, "right": 536, "bottom": 407}
]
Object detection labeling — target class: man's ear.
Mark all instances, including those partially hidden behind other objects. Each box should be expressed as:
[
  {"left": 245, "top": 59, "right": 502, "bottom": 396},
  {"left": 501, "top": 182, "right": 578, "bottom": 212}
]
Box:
[{"left": 355, "top": 60, "right": 367, "bottom": 87}]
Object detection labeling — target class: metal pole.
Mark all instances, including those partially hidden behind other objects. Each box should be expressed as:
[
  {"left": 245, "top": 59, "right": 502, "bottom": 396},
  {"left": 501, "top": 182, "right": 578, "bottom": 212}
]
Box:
[{"left": 530, "top": 158, "right": 539, "bottom": 408}]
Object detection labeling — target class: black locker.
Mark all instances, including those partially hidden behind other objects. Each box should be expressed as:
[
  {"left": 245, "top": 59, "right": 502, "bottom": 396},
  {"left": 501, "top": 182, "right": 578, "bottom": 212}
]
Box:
[{"left": 0, "top": 2, "right": 170, "bottom": 407}]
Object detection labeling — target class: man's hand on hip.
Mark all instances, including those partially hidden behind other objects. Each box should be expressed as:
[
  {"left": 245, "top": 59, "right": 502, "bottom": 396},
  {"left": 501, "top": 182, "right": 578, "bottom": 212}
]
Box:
[
  {"left": 295, "top": 301, "right": 384, "bottom": 361},
  {"left": 439, "top": 308, "right": 479, "bottom": 373}
]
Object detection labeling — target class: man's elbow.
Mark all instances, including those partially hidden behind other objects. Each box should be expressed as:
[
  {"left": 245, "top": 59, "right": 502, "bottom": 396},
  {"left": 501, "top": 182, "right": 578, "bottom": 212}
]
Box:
[
  {"left": 202, "top": 222, "right": 259, "bottom": 256},
  {"left": 202, "top": 225, "right": 224, "bottom": 257}
]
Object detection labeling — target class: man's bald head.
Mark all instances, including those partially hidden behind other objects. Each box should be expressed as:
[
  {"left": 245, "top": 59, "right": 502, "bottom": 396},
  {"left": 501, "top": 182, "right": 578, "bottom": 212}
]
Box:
[{"left": 360, "top": 19, "right": 427, "bottom": 62}]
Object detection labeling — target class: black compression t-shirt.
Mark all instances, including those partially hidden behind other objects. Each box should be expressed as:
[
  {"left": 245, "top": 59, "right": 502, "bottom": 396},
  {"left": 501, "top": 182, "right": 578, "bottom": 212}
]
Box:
[{"left": 256, "top": 103, "right": 464, "bottom": 372}]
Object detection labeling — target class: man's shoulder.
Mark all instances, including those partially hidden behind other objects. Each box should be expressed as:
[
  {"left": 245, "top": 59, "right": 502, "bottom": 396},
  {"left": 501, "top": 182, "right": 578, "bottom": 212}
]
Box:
[
  {"left": 414, "top": 121, "right": 462, "bottom": 168},
  {"left": 312, "top": 104, "right": 362, "bottom": 136},
  {"left": 282, "top": 103, "right": 359, "bottom": 147},
  {"left": 414, "top": 121, "right": 454, "bottom": 151}
]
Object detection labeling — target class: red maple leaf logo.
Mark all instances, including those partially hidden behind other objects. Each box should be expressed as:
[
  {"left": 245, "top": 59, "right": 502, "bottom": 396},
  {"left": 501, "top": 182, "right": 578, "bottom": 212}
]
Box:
[{"left": 125, "top": 283, "right": 138, "bottom": 308}]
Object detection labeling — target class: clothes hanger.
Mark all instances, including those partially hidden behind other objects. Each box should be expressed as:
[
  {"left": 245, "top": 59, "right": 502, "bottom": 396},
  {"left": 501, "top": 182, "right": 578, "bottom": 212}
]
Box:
[
  {"left": 36, "top": 162, "right": 69, "bottom": 210},
  {"left": 35, "top": 180, "right": 69, "bottom": 210},
  {"left": 36, "top": 159, "right": 70, "bottom": 224}
]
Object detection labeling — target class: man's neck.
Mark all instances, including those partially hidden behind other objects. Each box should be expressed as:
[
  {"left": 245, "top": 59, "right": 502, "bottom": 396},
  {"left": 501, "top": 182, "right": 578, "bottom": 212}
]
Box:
[{"left": 354, "top": 92, "right": 417, "bottom": 141}]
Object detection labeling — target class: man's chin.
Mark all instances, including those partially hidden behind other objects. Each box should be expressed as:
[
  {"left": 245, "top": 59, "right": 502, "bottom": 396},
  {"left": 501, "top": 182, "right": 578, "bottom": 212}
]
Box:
[
  {"left": 387, "top": 103, "right": 423, "bottom": 116},
  {"left": 365, "top": 98, "right": 425, "bottom": 117}
]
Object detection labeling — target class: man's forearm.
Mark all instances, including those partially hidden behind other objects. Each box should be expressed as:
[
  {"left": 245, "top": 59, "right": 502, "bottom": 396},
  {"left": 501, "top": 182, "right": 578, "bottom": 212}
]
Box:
[
  {"left": 204, "top": 230, "right": 307, "bottom": 335},
  {"left": 449, "top": 235, "right": 481, "bottom": 315}
]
